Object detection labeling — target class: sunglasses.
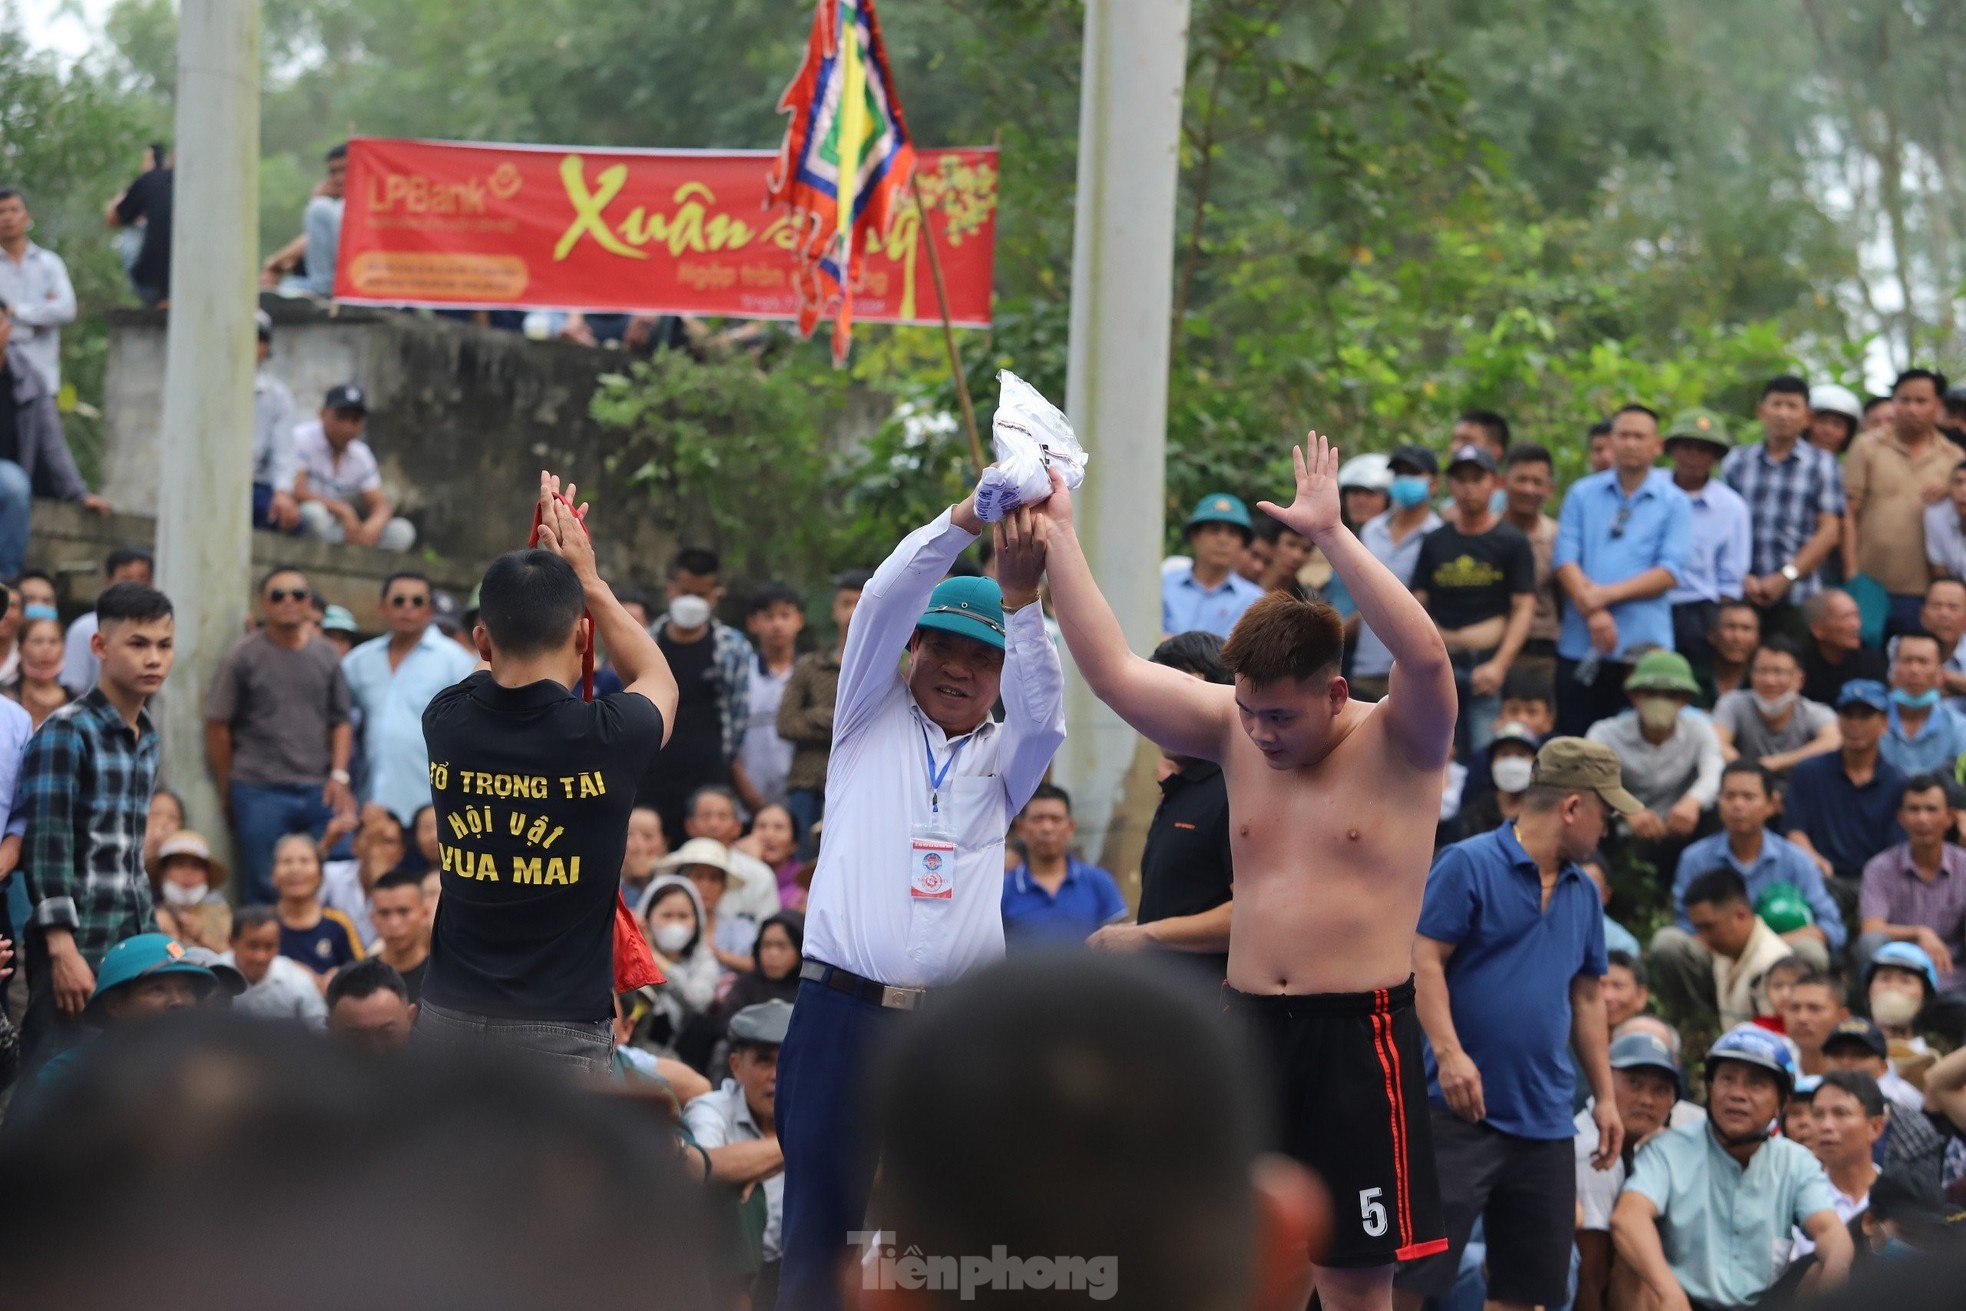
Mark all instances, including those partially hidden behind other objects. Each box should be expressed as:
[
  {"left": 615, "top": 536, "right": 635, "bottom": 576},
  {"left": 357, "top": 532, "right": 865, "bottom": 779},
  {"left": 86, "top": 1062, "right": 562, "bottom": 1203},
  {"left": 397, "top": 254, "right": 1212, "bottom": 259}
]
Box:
[
  {"left": 388, "top": 594, "right": 429, "bottom": 609},
  {"left": 1608, "top": 505, "right": 1634, "bottom": 540},
  {"left": 267, "top": 588, "right": 309, "bottom": 603}
]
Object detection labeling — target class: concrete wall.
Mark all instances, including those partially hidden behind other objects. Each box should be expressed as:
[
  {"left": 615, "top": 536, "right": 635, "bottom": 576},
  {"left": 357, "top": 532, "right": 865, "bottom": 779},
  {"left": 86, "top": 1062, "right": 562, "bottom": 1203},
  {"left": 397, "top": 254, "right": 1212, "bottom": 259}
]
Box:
[{"left": 101, "top": 297, "right": 679, "bottom": 587}]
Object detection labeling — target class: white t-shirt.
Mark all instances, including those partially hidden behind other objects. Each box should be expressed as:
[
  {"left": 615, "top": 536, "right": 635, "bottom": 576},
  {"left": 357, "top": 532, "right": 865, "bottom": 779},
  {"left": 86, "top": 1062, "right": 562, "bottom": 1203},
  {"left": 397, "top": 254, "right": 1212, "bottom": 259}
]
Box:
[
  {"left": 220, "top": 951, "right": 328, "bottom": 1027},
  {"left": 1574, "top": 1100, "right": 1707, "bottom": 1231},
  {"left": 295, "top": 419, "right": 384, "bottom": 504},
  {"left": 737, "top": 659, "right": 794, "bottom": 808},
  {"left": 1793, "top": 1178, "right": 1868, "bottom": 1257}
]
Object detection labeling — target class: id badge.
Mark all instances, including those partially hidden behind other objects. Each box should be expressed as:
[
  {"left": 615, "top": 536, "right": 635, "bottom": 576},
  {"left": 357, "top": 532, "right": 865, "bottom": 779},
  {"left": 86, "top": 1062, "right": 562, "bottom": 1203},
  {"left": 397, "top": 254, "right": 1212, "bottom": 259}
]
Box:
[{"left": 909, "top": 821, "right": 958, "bottom": 900}]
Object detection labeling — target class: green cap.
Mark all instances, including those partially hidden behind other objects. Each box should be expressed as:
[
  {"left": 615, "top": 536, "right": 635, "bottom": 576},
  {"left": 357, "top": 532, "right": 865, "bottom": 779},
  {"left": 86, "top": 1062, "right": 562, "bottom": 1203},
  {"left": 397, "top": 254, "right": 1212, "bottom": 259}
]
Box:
[
  {"left": 1529, "top": 737, "right": 1645, "bottom": 815},
  {"left": 1623, "top": 650, "right": 1701, "bottom": 697},
  {"left": 1184, "top": 493, "right": 1254, "bottom": 539},
  {"left": 1755, "top": 882, "right": 1815, "bottom": 935},
  {"left": 1664, "top": 407, "right": 1733, "bottom": 452},
  {"left": 916, "top": 576, "right": 1006, "bottom": 651}
]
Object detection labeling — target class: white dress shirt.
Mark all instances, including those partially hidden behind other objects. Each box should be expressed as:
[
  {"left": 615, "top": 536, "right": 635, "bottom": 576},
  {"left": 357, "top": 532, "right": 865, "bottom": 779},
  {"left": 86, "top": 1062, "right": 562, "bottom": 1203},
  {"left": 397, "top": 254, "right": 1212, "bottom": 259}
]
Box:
[
  {"left": 0, "top": 241, "right": 77, "bottom": 391},
  {"left": 802, "top": 509, "right": 1066, "bottom": 988},
  {"left": 684, "top": 1079, "right": 784, "bottom": 1261}
]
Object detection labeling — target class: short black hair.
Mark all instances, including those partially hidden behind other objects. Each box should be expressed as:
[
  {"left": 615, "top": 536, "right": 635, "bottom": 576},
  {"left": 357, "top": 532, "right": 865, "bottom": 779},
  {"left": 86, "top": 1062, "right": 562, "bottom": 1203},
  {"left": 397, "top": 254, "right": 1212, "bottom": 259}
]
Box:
[
  {"left": 1751, "top": 636, "right": 1802, "bottom": 668},
  {"left": 1503, "top": 441, "right": 1553, "bottom": 472},
  {"left": 1789, "top": 967, "right": 1845, "bottom": 1004},
  {"left": 1895, "top": 629, "right": 1943, "bottom": 660},
  {"left": 477, "top": 549, "right": 584, "bottom": 659},
  {"left": 685, "top": 784, "right": 738, "bottom": 820},
  {"left": 745, "top": 582, "right": 802, "bottom": 617},
  {"left": 371, "top": 867, "right": 424, "bottom": 896},
  {"left": 1613, "top": 403, "right": 1661, "bottom": 425},
  {"left": 147, "top": 141, "right": 169, "bottom": 164},
  {"left": 1863, "top": 394, "right": 1893, "bottom": 417},
  {"left": 96, "top": 582, "right": 172, "bottom": 629},
  {"left": 325, "top": 141, "right": 349, "bottom": 161},
  {"left": 1761, "top": 374, "right": 1811, "bottom": 400},
  {"left": 871, "top": 955, "right": 1262, "bottom": 1311},
  {"left": 610, "top": 583, "right": 648, "bottom": 611},
  {"left": 0, "top": 187, "right": 24, "bottom": 208},
  {"left": 14, "top": 568, "right": 54, "bottom": 591},
  {"left": 1720, "top": 760, "right": 1776, "bottom": 796},
  {"left": 257, "top": 564, "right": 307, "bottom": 594},
  {"left": 1456, "top": 408, "right": 1511, "bottom": 449},
  {"left": 1894, "top": 368, "right": 1950, "bottom": 397},
  {"left": 1902, "top": 772, "right": 1951, "bottom": 807},
  {"left": 1023, "top": 782, "right": 1071, "bottom": 816},
  {"left": 104, "top": 545, "right": 152, "bottom": 576},
  {"left": 1816, "top": 1069, "right": 1886, "bottom": 1119},
  {"left": 379, "top": 569, "right": 430, "bottom": 599},
  {"left": 1715, "top": 598, "right": 1760, "bottom": 629},
  {"left": 833, "top": 568, "right": 872, "bottom": 594},
  {"left": 1606, "top": 949, "right": 1646, "bottom": 990},
  {"left": 1501, "top": 668, "right": 1554, "bottom": 705},
  {"left": 1765, "top": 955, "right": 1812, "bottom": 988},
  {"left": 232, "top": 905, "right": 278, "bottom": 938},
  {"left": 1151, "top": 630, "right": 1231, "bottom": 684},
  {"left": 667, "top": 547, "right": 720, "bottom": 580},
  {"left": 326, "top": 958, "right": 408, "bottom": 1010},
  {"left": 1587, "top": 419, "right": 1614, "bottom": 439},
  {"left": 1685, "top": 867, "right": 1751, "bottom": 911}
]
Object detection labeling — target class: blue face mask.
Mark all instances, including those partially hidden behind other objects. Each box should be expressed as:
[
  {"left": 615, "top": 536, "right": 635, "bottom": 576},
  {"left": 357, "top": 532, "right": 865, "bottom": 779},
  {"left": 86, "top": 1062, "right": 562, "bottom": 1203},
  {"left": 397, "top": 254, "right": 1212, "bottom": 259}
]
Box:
[
  {"left": 1389, "top": 476, "right": 1431, "bottom": 510},
  {"left": 1892, "top": 687, "right": 1941, "bottom": 711},
  {"left": 1877, "top": 1236, "right": 1917, "bottom": 1260},
  {"left": 22, "top": 604, "right": 57, "bottom": 622}
]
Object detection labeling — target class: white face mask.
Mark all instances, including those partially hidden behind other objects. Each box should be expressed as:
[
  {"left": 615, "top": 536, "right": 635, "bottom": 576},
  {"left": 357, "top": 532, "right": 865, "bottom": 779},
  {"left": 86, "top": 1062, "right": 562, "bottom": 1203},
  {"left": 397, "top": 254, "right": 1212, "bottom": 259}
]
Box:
[
  {"left": 1638, "top": 696, "right": 1680, "bottom": 733},
  {"left": 160, "top": 879, "right": 209, "bottom": 907},
  {"left": 667, "top": 595, "right": 713, "bottom": 630},
  {"left": 1751, "top": 690, "right": 1797, "bottom": 718},
  {"left": 653, "top": 922, "right": 694, "bottom": 955},
  {"left": 1490, "top": 755, "right": 1535, "bottom": 794},
  {"left": 1870, "top": 988, "right": 1922, "bottom": 1028}
]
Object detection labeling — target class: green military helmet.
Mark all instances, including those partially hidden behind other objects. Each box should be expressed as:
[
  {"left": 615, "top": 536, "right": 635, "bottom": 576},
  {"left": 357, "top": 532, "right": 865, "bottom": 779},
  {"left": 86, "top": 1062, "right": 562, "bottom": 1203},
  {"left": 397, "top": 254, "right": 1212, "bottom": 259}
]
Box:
[{"left": 1754, "top": 881, "right": 1814, "bottom": 935}]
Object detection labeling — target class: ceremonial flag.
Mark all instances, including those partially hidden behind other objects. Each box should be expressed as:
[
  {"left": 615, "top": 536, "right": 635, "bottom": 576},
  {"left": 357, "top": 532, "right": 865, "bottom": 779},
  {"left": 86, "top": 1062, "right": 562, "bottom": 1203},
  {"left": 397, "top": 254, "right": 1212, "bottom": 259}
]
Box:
[{"left": 767, "top": 0, "right": 917, "bottom": 364}]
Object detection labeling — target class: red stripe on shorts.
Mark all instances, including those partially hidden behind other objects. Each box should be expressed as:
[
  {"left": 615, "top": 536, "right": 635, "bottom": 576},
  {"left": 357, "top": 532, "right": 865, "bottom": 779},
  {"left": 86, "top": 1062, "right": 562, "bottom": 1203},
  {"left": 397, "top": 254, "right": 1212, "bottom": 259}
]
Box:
[{"left": 1368, "top": 989, "right": 1412, "bottom": 1252}]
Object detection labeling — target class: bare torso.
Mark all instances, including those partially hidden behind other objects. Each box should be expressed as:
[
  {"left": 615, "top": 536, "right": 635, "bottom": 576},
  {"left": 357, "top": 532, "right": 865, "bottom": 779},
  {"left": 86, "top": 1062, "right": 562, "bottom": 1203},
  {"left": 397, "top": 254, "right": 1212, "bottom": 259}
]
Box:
[{"left": 1221, "top": 699, "right": 1447, "bottom": 994}]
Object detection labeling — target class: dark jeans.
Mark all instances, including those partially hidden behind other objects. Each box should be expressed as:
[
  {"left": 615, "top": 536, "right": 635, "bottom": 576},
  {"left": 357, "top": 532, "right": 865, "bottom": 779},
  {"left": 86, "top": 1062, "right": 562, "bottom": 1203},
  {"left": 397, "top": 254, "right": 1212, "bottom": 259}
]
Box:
[
  {"left": 775, "top": 972, "right": 906, "bottom": 1311},
  {"left": 1555, "top": 657, "right": 1634, "bottom": 739},
  {"left": 250, "top": 481, "right": 301, "bottom": 533},
  {"left": 1672, "top": 600, "right": 1719, "bottom": 681},
  {"left": 229, "top": 781, "right": 336, "bottom": 904},
  {"left": 412, "top": 999, "right": 614, "bottom": 1077},
  {"left": 787, "top": 787, "right": 824, "bottom": 863}
]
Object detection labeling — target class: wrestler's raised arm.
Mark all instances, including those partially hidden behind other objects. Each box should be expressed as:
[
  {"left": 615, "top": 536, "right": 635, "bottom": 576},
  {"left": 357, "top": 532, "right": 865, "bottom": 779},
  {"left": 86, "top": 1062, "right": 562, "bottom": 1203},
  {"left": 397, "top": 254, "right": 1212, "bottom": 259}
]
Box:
[{"left": 1040, "top": 471, "right": 1236, "bottom": 761}]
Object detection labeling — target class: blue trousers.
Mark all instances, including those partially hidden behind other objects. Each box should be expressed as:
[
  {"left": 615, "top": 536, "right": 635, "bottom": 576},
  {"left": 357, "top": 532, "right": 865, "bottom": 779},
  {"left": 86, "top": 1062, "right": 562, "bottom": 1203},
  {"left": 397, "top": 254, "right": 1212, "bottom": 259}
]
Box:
[
  {"left": 0, "top": 459, "right": 32, "bottom": 580},
  {"left": 774, "top": 973, "right": 901, "bottom": 1311},
  {"left": 229, "top": 781, "right": 334, "bottom": 904},
  {"left": 787, "top": 787, "right": 824, "bottom": 862}
]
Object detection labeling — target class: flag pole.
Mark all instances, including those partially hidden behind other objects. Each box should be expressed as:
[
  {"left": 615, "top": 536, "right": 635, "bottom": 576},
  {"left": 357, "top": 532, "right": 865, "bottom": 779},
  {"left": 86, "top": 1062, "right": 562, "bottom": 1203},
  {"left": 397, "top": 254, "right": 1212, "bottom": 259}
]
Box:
[{"left": 910, "top": 172, "right": 987, "bottom": 476}]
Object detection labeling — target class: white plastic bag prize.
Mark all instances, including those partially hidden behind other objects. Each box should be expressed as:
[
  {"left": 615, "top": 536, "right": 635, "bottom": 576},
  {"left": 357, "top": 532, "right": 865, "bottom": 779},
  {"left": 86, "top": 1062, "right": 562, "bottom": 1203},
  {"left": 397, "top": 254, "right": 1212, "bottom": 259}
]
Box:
[{"left": 972, "top": 370, "right": 1089, "bottom": 523}]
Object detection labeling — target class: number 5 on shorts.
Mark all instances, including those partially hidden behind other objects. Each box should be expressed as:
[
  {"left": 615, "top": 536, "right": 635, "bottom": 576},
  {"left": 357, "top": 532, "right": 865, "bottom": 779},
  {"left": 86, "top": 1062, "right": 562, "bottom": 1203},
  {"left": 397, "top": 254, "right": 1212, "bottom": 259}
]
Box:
[{"left": 1359, "top": 1187, "right": 1388, "bottom": 1238}]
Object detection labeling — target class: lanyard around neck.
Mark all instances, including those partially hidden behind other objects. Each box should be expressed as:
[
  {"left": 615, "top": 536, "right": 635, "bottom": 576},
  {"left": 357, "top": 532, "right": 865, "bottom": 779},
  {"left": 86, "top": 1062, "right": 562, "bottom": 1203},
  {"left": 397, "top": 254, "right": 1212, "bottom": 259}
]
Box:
[{"left": 920, "top": 722, "right": 970, "bottom": 815}]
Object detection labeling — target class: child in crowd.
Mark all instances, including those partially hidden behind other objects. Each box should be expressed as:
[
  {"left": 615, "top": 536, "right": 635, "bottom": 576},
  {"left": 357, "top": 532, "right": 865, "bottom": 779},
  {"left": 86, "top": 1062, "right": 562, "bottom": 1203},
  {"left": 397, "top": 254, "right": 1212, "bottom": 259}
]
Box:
[
  {"left": 270, "top": 833, "right": 364, "bottom": 988},
  {"left": 1759, "top": 956, "right": 1815, "bottom": 1035},
  {"left": 1500, "top": 674, "right": 1556, "bottom": 740},
  {"left": 149, "top": 830, "right": 232, "bottom": 953}
]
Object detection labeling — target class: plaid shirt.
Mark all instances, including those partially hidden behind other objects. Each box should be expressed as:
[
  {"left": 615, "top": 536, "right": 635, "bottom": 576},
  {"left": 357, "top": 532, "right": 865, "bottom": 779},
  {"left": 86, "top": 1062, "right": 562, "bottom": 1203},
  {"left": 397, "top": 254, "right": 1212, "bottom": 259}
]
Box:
[
  {"left": 651, "top": 615, "right": 752, "bottom": 764},
  {"left": 1719, "top": 441, "right": 1846, "bottom": 602},
  {"left": 20, "top": 689, "right": 159, "bottom": 965}
]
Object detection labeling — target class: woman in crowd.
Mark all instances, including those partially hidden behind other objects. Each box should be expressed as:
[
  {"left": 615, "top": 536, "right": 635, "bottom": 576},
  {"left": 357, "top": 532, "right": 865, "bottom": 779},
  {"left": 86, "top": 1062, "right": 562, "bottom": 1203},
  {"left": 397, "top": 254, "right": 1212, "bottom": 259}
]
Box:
[
  {"left": 716, "top": 910, "right": 804, "bottom": 1026},
  {"left": 735, "top": 804, "right": 805, "bottom": 911},
  {"left": 3, "top": 617, "right": 71, "bottom": 729},
  {"left": 270, "top": 833, "right": 364, "bottom": 988},
  {"left": 142, "top": 788, "right": 184, "bottom": 881},
  {"left": 149, "top": 830, "right": 232, "bottom": 953},
  {"left": 403, "top": 804, "right": 441, "bottom": 875},
  {"left": 319, "top": 804, "right": 402, "bottom": 946},
  {"left": 633, "top": 875, "right": 722, "bottom": 1062}
]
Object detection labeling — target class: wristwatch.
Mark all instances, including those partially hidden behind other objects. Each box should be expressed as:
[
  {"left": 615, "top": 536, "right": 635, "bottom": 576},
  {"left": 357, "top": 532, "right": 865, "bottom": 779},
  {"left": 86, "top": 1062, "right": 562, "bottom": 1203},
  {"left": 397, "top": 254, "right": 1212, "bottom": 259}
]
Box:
[
  {"left": 1779, "top": 563, "right": 1801, "bottom": 583},
  {"left": 329, "top": 769, "right": 352, "bottom": 785}
]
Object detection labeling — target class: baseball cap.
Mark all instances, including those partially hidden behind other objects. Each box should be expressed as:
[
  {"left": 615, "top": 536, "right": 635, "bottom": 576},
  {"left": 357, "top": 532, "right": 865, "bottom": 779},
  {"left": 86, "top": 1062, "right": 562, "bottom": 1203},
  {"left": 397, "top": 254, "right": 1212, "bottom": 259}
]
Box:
[
  {"left": 728, "top": 999, "right": 794, "bottom": 1046},
  {"left": 177, "top": 945, "right": 248, "bottom": 997},
  {"left": 1823, "top": 1017, "right": 1889, "bottom": 1059},
  {"left": 1184, "top": 493, "right": 1255, "bottom": 538},
  {"left": 915, "top": 575, "right": 1006, "bottom": 652},
  {"left": 85, "top": 933, "right": 220, "bottom": 1021},
  {"left": 1664, "top": 408, "right": 1733, "bottom": 451},
  {"left": 1487, "top": 721, "right": 1540, "bottom": 756},
  {"left": 430, "top": 589, "right": 464, "bottom": 636},
  {"left": 1835, "top": 679, "right": 1890, "bottom": 713},
  {"left": 323, "top": 382, "right": 369, "bottom": 412},
  {"left": 1528, "top": 737, "right": 1645, "bottom": 816},
  {"left": 1623, "top": 650, "right": 1701, "bottom": 697},
  {"left": 1387, "top": 444, "right": 1439, "bottom": 476},
  {"left": 1446, "top": 444, "right": 1498, "bottom": 474},
  {"left": 1608, "top": 1030, "right": 1680, "bottom": 1079},
  {"left": 321, "top": 604, "right": 359, "bottom": 635}
]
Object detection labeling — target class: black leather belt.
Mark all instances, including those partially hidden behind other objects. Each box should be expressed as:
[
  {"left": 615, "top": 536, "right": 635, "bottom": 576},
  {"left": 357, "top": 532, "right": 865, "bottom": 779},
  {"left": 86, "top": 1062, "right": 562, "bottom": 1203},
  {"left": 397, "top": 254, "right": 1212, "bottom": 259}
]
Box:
[{"left": 800, "top": 959, "right": 929, "bottom": 1011}]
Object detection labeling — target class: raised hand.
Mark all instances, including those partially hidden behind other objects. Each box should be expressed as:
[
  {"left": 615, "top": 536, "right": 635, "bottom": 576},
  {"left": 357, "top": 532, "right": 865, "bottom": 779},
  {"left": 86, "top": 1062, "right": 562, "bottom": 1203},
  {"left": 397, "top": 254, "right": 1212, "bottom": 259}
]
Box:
[
  {"left": 1257, "top": 434, "right": 1343, "bottom": 541},
  {"left": 535, "top": 470, "right": 598, "bottom": 582}
]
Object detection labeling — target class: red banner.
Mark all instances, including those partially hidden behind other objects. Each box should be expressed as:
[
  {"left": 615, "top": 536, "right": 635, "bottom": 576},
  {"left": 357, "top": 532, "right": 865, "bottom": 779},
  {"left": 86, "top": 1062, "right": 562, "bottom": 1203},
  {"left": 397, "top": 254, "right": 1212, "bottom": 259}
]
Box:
[{"left": 334, "top": 137, "right": 997, "bottom": 326}]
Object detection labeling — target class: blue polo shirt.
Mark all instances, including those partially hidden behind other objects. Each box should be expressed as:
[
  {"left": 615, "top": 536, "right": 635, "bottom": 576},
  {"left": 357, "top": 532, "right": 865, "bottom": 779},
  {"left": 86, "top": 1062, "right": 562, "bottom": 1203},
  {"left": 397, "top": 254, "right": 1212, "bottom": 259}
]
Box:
[
  {"left": 1880, "top": 701, "right": 1966, "bottom": 775},
  {"left": 1671, "top": 830, "right": 1847, "bottom": 950},
  {"left": 1417, "top": 823, "right": 1607, "bottom": 1140},
  {"left": 1161, "top": 562, "right": 1263, "bottom": 639},
  {"left": 1553, "top": 468, "right": 1691, "bottom": 661},
  {"left": 1784, "top": 752, "right": 1907, "bottom": 881},
  {"left": 1002, "top": 858, "right": 1128, "bottom": 950}
]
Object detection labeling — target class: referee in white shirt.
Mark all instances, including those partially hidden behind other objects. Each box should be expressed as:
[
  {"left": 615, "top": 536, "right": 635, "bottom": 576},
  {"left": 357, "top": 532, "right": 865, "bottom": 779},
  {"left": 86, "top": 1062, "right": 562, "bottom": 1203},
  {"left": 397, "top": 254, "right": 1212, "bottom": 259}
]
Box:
[{"left": 774, "top": 488, "right": 1065, "bottom": 1311}]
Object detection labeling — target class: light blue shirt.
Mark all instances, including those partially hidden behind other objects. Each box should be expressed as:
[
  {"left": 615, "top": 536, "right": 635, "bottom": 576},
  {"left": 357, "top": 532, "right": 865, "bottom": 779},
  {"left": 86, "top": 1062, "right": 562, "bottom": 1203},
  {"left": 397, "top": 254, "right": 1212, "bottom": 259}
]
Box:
[
  {"left": 1554, "top": 468, "right": 1692, "bottom": 661},
  {"left": 1, "top": 693, "right": 38, "bottom": 938},
  {"left": 342, "top": 625, "right": 477, "bottom": 822},
  {"left": 1622, "top": 1123, "right": 1833, "bottom": 1307},
  {"left": 1161, "top": 561, "right": 1264, "bottom": 640},
  {"left": 1353, "top": 509, "right": 1442, "bottom": 676},
  {"left": 302, "top": 195, "right": 344, "bottom": 297},
  {"left": 1661, "top": 473, "right": 1751, "bottom": 606},
  {"left": 1671, "top": 829, "right": 1847, "bottom": 950},
  {"left": 1881, "top": 700, "right": 1966, "bottom": 776}
]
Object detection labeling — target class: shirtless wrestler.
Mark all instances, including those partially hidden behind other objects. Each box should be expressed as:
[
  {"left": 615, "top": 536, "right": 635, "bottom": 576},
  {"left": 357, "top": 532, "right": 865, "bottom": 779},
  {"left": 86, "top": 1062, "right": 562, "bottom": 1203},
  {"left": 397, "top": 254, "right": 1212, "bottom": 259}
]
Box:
[{"left": 1040, "top": 437, "right": 1456, "bottom": 1311}]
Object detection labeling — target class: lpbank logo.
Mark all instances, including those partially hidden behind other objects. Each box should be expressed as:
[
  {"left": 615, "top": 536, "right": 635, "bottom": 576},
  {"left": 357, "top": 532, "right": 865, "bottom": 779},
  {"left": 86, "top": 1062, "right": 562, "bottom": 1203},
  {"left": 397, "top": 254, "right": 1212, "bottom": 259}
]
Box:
[{"left": 851, "top": 1231, "right": 1118, "bottom": 1302}]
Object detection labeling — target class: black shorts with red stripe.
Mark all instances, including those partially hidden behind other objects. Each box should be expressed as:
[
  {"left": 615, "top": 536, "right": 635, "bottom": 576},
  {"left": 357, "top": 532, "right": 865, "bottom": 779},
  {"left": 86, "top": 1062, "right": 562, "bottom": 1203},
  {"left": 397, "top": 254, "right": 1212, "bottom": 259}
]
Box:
[{"left": 1223, "top": 977, "right": 1446, "bottom": 1268}]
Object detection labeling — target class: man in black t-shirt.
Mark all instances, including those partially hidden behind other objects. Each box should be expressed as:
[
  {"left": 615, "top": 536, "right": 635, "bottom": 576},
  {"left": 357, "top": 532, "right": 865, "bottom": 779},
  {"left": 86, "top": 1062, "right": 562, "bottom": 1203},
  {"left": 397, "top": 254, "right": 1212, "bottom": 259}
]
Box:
[
  {"left": 107, "top": 154, "right": 173, "bottom": 307},
  {"left": 1413, "top": 445, "right": 1536, "bottom": 760},
  {"left": 1800, "top": 588, "right": 1887, "bottom": 707},
  {"left": 417, "top": 473, "right": 678, "bottom": 1075}
]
